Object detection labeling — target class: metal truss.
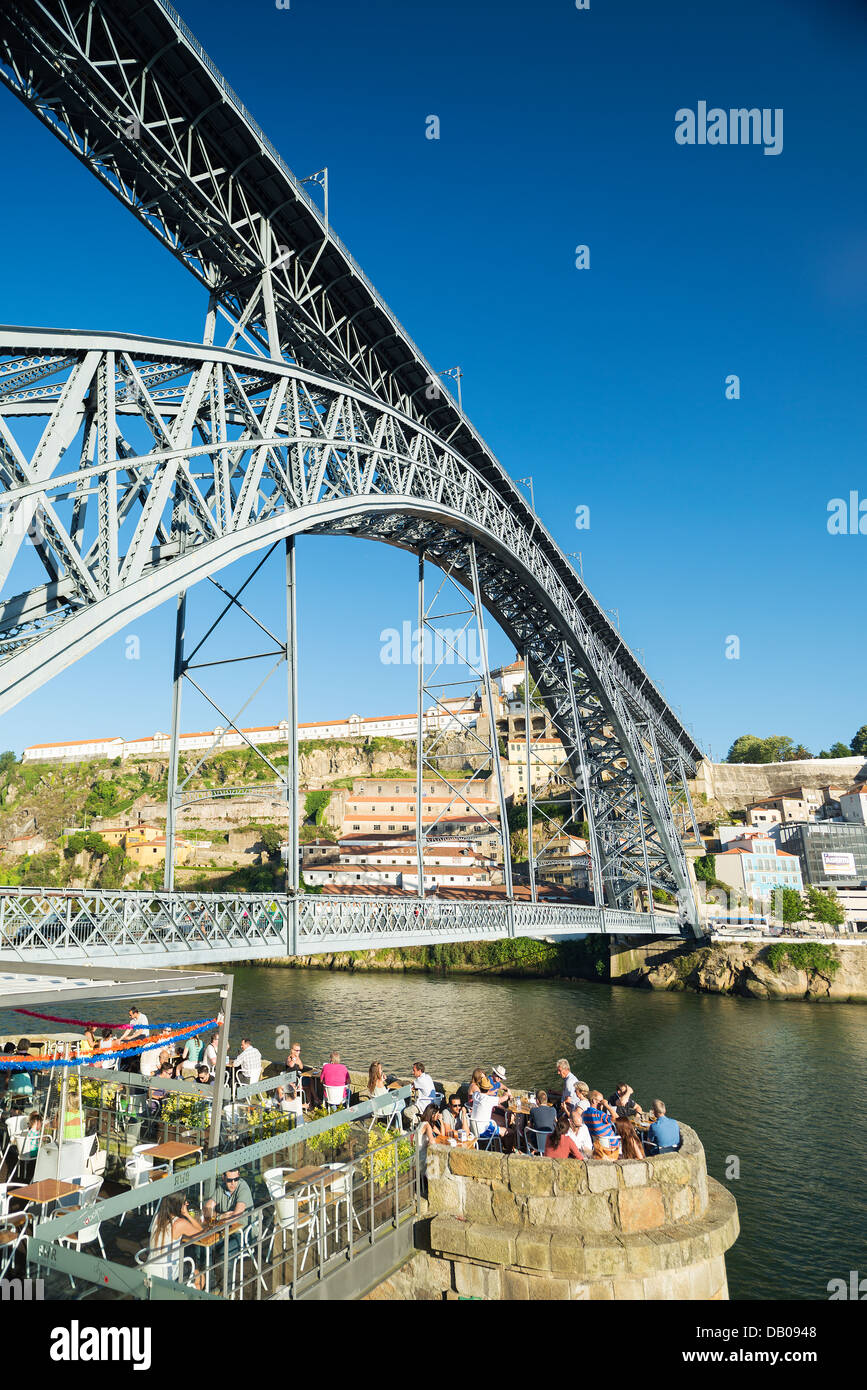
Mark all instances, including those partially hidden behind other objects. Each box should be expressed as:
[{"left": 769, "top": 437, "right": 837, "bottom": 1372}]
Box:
[
  {"left": 0, "top": 331, "right": 700, "bottom": 928},
  {"left": 163, "top": 542, "right": 295, "bottom": 891},
  {"left": 0, "top": 888, "right": 681, "bottom": 967},
  {"left": 0, "top": 0, "right": 700, "bottom": 784},
  {"left": 414, "top": 548, "right": 512, "bottom": 896}
]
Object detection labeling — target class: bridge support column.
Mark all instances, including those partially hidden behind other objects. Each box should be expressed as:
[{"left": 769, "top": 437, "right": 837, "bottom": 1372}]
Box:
[
  {"left": 286, "top": 536, "right": 299, "bottom": 953},
  {"left": 468, "top": 543, "right": 513, "bottom": 912},
  {"left": 164, "top": 590, "right": 187, "bottom": 893},
  {"left": 523, "top": 651, "right": 536, "bottom": 904}
]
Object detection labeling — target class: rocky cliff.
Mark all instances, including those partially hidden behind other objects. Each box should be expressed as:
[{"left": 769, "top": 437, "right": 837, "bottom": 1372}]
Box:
[
  {"left": 609, "top": 938, "right": 867, "bottom": 1002},
  {"left": 690, "top": 755, "right": 867, "bottom": 818}
]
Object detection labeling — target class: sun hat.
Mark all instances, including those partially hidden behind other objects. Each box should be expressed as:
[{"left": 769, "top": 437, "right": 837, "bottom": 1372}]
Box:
[
  {"left": 492, "top": 1065, "right": 507, "bottom": 1081},
  {"left": 478, "top": 1076, "right": 491, "bottom": 1092}
]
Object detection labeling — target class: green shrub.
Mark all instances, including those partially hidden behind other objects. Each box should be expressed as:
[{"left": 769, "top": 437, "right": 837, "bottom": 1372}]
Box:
[{"left": 765, "top": 942, "right": 841, "bottom": 977}]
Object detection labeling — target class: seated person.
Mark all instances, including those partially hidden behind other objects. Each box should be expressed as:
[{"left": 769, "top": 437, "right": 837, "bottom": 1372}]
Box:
[
  {"left": 149, "top": 1193, "right": 205, "bottom": 1289},
  {"left": 643, "top": 1099, "right": 681, "bottom": 1155},
  {"left": 438, "top": 1094, "right": 470, "bottom": 1134},
  {"left": 528, "top": 1089, "right": 557, "bottom": 1138},
  {"left": 203, "top": 1167, "right": 252, "bottom": 1265},
  {"left": 488, "top": 1065, "right": 507, "bottom": 1093},
  {"left": 614, "top": 1117, "right": 646, "bottom": 1160},
  {"left": 403, "top": 1061, "right": 438, "bottom": 1127},
  {"left": 320, "top": 1051, "right": 350, "bottom": 1101},
  {"left": 15, "top": 1111, "right": 43, "bottom": 1182},
  {"left": 582, "top": 1090, "right": 622, "bottom": 1157},
  {"left": 544, "top": 1115, "right": 585, "bottom": 1160},
  {"left": 368, "top": 1061, "right": 388, "bottom": 1098},
  {"left": 608, "top": 1082, "right": 642, "bottom": 1118},
  {"left": 567, "top": 1107, "right": 593, "bottom": 1157},
  {"left": 470, "top": 1076, "right": 516, "bottom": 1152}
]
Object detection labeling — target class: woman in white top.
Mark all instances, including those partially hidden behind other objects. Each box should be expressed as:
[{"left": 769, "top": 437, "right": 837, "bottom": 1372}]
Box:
[
  {"left": 148, "top": 1194, "right": 205, "bottom": 1287},
  {"left": 368, "top": 1060, "right": 387, "bottom": 1098}
]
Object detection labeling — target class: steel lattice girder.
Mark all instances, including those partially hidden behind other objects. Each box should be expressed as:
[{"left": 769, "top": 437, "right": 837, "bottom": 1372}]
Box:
[
  {"left": 0, "top": 0, "right": 699, "bottom": 776},
  {"left": 0, "top": 331, "right": 698, "bottom": 924},
  {"left": 0, "top": 888, "right": 682, "bottom": 966}
]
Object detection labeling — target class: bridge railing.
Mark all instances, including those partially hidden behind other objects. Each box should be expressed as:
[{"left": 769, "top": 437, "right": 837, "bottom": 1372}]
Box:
[{"left": 0, "top": 888, "right": 682, "bottom": 962}]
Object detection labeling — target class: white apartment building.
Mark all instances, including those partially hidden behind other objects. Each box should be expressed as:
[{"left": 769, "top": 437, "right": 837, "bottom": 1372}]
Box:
[{"left": 22, "top": 697, "right": 479, "bottom": 764}]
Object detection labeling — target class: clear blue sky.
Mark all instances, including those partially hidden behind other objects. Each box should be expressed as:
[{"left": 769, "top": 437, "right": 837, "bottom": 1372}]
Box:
[{"left": 1, "top": 0, "right": 865, "bottom": 762}]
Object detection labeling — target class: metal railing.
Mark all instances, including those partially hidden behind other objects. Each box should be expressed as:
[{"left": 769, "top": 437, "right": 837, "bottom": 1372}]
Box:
[
  {"left": 24, "top": 1090, "right": 415, "bottom": 1301},
  {"left": 0, "top": 887, "right": 683, "bottom": 963}
]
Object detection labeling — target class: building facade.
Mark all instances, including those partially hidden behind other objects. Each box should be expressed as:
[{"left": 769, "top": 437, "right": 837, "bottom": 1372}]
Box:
[{"left": 774, "top": 822, "right": 867, "bottom": 888}]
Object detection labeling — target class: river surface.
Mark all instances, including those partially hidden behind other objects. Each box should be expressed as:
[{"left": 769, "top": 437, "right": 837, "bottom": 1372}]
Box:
[{"left": 4, "top": 968, "right": 864, "bottom": 1300}]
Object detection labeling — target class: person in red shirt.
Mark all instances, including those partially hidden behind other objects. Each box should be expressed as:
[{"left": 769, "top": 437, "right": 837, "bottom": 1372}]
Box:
[{"left": 544, "top": 1115, "right": 585, "bottom": 1160}]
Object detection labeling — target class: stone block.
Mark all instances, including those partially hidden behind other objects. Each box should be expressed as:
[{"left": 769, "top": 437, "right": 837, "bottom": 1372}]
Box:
[
  {"left": 507, "top": 1156, "right": 555, "bottom": 1196},
  {"left": 582, "top": 1234, "right": 629, "bottom": 1281},
  {"left": 426, "top": 1175, "right": 463, "bottom": 1217},
  {"left": 462, "top": 1182, "right": 494, "bottom": 1223},
  {"left": 503, "top": 1269, "right": 530, "bottom": 1300},
  {"left": 666, "top": 1185, "right": 693, "bottom": 1222},
  {"left": 466, "top": 1222, "right": 517, "bottom": 1266},
  {"left": 619, "top": 1160, "right": 648, "bottom": 1187},
  {"left": 586, "top": 1162, "right": 618, "bottom": 1193},
  {"left": 528, "top": 1192, "right": 614, "bottom": 1231},
  {"left": 620, "top": 1232, "right": 657, "bottom": 1277},
  {"left": 492, "top": 1187, "right": 527, "bottom": 1227},
  {"left": 515, "top": 1228, "right": 552, "bottom": 1272},
  {"left": 454, "top": 1259, "right": 503, "bottom": 1300},
  {"left": 568, "top": 1281, "right": 591, "bottom": 1300},
  {"left": 617, "top": 1186, "right": 666, "bottom": 1232},
  {"left": 450, "top": 1149, "right": 504, "bottom": 1181},
  {"left": 549, "top": 1233, "right": 586, "bottom": 1278},
  {"left": 588, "top": 1278, "right": 615, "bottom": 1299},
  {"left": 430, "top": 1214, "right": 468, "bottom": 1258},
  {"left": 527, "top": 1273, "right": 572, "bottom": 1300},
  {"left": 424, "top": 1145, "right": 448, "bottom": 1180},
  {"left": 553, "top": 1161, "right": 590, "bottom": 1194},
  {"left": 649, "top": 1154, "right": 691, "bottom": 1186},
  {"left": 613, "top": 1276, "right": 647, "bottom": 1300}
]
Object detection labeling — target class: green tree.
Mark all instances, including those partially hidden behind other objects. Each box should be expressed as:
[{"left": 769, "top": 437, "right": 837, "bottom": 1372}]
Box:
[
  {"left": 0, "top": 750, "right": 17, "bottom": 776},
  {"left": 789, "top": 744, "right": 811, "bottom": 761},
  {"left": 693, "top": 854, "right": 716, "bottom": 883},
  {"left": 726, "top": 734, "right": 799, "bottom": 765},
  {"left": 259, "top": 825, "right": 284, "bottom": 861},
  {"left": 97, "top": 845, "right": 133, "bottom": 890},
  {"left": 850, "top": 725, "right": 867, "bottom": 758},
  {"left": 804, "top": 886, "right": 845, "bottom": 928},
  {"left": 771, "top": 886, "right": 805, "bottom": 923},
  {"left": 84, "top": 778, "right": 121, "bottom": 818}
]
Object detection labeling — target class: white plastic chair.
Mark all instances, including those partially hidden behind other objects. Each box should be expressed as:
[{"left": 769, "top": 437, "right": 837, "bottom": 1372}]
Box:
[
  {"left": 135, "top": 1242, "right": 198, "bottom": 1287},
  {"left": 325, "top": 1163, "right": 362, "bottom": 1239},
  {"left": 0, "top": 1182, "right": 26, "bottom": 1217},
  {"left": 0, "top": 1212, "right": 29, "bottom": 1281},
  {"left": 0, "top": 1115, "right": 28, "bottom": 1174},
  {"left": 323, "top": 1083, "right": 348, "bottom": 1110},
  {"left": 470, "top": 1119, "right": 502, "bottom": 1152},
  {"left": 58, "top": 1201, "right": 107, "bottom": 1286},
  {"left": 266, "top": 1190, "right": 318, "bottom": 1273}
]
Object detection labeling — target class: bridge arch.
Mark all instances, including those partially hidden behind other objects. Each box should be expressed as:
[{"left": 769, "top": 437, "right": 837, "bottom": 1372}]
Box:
[{"left": 0, "top": 329, "right": 698, "bottom": 920}]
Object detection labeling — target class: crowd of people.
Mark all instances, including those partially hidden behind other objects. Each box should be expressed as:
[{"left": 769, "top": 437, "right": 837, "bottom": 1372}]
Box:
[{"left": 395, "top": 1055, "right": 682, "bottom": 1161}]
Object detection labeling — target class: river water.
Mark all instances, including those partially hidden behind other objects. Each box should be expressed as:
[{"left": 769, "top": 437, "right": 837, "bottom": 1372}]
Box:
[{"left": 5, "top": 967, "right": 864, "bottom": 1300}]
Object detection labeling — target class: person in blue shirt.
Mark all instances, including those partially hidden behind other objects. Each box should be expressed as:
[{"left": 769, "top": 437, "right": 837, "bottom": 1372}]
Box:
[{"left": 644, "top": 1099, "right": 681, "bottom": 1154}]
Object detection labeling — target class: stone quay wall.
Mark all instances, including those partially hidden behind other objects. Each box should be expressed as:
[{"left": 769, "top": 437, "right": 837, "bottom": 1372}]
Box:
[{"left": 369, "top": 1124, "right": 738, "bottom": 1301}]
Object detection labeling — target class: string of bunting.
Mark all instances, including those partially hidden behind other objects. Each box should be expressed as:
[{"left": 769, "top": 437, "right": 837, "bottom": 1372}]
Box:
[
  {"left": 0, "top": 1015, "right": 221, "bottom": 1069},
  {"left": 15, "top": 1008, "right": 215, "bottom": 1032}
]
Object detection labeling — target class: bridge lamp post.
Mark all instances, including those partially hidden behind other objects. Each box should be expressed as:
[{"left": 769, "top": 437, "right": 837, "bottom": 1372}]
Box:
[
  {"left": 436, "top": 366, "right": 463, "bottom": 411},
  {"left": 516, "top": 476, "right": 535, "bottom": 513},
  {"left": 567, "top": 550, "right": 584, "bottom": 579},
  {"left": 300, "top": 168, "right": 329, "bottom": 230}
]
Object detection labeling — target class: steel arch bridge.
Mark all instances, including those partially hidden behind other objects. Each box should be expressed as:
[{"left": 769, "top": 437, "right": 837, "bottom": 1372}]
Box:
[{"left": 0, "top": 0, "right": 703, "bottom": 964}]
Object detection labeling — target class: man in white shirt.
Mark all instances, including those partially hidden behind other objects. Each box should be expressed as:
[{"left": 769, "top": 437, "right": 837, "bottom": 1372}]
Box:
[
  {"left": 233, "top": 1037, "right": 262, "bottom": 1085},
  {"left": 119, "top": 1006, "right": 149, "bottom": 1074},
  {"left": 568, "top": 1107, "right": 593, "bottom": 1156},
  {"left": 556, "top": 1058, "right": 586, "bottom": 1113},
  {"left": 402, "top": 1060, "right": 437, "bottom": 1128}
]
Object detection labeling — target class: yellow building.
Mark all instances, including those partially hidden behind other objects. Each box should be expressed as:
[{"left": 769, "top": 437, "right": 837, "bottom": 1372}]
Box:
[{"left": 124, "top": 837, "right": 190, "bottom": 867}]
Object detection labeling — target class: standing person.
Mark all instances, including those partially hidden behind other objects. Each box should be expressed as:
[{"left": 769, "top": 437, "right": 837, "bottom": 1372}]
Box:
[
  {"left": 203, "top": 1032, "right": 220, "bottom": 1076},
  {"left": 118, "top": 1006, "right": 150, "bottom": 1074},
  {"left": 644, "top": 1100, "right": 681, "bottom": 1155},
  {"left": 556, "top": 1058, "right": 584, "bottom": 1113}
]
